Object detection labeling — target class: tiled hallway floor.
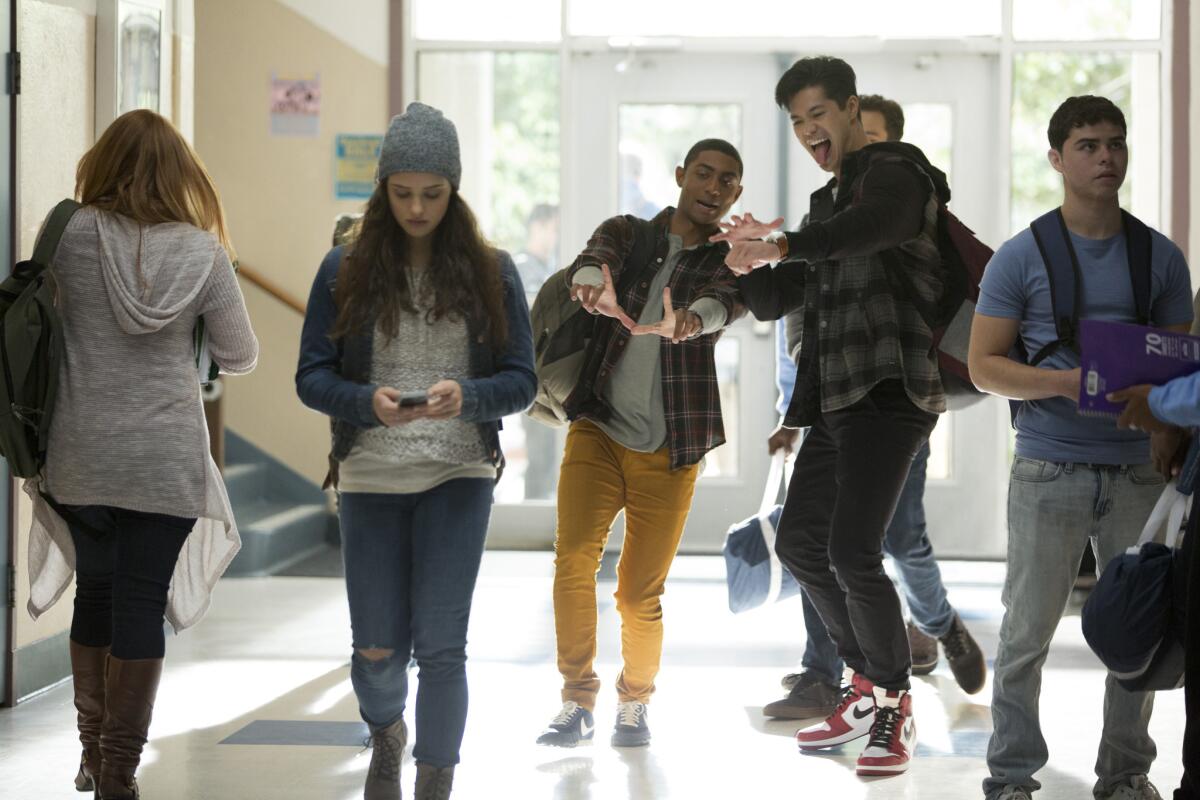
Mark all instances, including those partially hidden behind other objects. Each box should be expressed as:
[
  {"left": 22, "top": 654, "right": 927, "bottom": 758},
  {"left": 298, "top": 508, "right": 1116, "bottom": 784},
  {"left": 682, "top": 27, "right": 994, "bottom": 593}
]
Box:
[{"left": 1, "top": 553, "right": 1186, "bottom": 799}]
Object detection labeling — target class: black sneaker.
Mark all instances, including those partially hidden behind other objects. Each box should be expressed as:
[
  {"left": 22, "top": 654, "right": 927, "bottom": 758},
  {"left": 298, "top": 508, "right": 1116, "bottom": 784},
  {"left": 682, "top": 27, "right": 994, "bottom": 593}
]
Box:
[
  {"left": 611, "top": 701, "right": 651, "bottom": 747},
  {"left": 536, "top": 701, "right": 595, "bottom": 747},
  {"left": 908, "top": 621, "right": 940, "bottom": 676},
  {"left": 763, "top": 671, "right": 840, "bottom": 719},
  {"left": 939, "top": 612, "right": 987, "bottom": 695}
]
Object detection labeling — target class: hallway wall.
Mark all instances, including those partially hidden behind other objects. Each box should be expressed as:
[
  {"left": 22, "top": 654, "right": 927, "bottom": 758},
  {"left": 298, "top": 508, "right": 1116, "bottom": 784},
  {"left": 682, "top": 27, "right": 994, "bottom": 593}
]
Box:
[
  {"left": 194, "top": 0, "right": 388, "bottom": 486},
  {"left": 12, "top": 0, "right": 98, "bottom": 662},
  {"left": 10, "top": 0, "right": 195, "bottom": 700}
]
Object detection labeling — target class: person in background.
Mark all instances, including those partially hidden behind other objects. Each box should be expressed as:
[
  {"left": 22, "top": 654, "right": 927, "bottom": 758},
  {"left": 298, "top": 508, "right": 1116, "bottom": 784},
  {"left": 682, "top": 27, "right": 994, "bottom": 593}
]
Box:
[
  {"left": 514, "top": 203, "right": 560, "bottom": 299},
  {"left": 516, "top": 203, "right": 563, "bottom": 500},
  {"left": 25, "top": 109, "right": 258, "bottom": 799},
  {"left": 296, "top": 102, "right": 536, "bottom": 800},
  {"left": 764, "top": 91, "right": 986, "bottom": 725},
  {"left": 859, "top": 93, "right": 905, "bottom": 144}
]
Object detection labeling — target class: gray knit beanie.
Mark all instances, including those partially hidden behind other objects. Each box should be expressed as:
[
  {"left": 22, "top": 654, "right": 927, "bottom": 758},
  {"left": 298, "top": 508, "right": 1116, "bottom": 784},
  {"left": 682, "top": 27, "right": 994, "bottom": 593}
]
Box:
[{"left": 376, "top": 102, "right": 462, "bottom": 188}]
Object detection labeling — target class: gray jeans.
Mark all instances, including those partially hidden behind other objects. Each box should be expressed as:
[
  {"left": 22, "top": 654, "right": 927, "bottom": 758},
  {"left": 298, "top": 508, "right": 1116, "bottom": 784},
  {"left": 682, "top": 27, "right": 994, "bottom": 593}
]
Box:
[{"left": 984, "top": 458, "right": 1162, "bottom": 799}]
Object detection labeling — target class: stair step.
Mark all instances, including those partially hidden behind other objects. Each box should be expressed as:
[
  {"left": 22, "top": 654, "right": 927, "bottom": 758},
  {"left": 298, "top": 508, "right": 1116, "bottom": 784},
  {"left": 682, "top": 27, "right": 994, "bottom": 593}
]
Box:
[
  {"left": 223, "top": 462, "right": 269, "bottom": 508},
  {"left": 226, "top": 502, "right": 333, "bottom": 577}
]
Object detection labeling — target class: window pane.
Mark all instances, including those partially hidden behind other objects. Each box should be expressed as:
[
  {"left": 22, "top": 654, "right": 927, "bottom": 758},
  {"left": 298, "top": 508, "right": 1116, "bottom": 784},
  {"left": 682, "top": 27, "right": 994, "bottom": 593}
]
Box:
[
  {"left": 571, "top": 0, "right": 1000, "bottom": 38},
  {"left": 414, "top": 0, "right": 561, "bottom": 42},
  {"left": 418, "top": 51, "right": 562, "bottom": 501},
  {"left": 618, "top": 104, "right": 741, "bottom": 215},
  {"left": 1010, "top": 52, "right": 1160, "bottom": 235},
  {"left": 703, "top": 337, "right": 740, "bottom": 478},
  {"left": 903, "top": 103, "right": 953, "bottom": 187},
  {"left": 1012, "top": 0, "right": 1160, "bottom": 41},
  {"left": 927, "top": 415, "right": 951, "bottom": 480}
]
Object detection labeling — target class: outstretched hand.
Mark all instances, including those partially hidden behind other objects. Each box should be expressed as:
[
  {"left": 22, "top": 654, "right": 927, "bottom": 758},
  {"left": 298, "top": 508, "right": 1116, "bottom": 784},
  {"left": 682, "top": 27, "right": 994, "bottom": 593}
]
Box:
[
  {"left": 1108, "top": 384, "right": 1171, "bottom": 434},
  {"left": 709, "top": 212, "right": 785, "bottom": 244},
  {"left": 725, "top": 241, "right": 781, "bottom": 275},
  {"left": 570, "top": 263, "right": 636, "bottom": 329},
  {"left": 630, "top": 287, "right": 702, "bottom": 343}
]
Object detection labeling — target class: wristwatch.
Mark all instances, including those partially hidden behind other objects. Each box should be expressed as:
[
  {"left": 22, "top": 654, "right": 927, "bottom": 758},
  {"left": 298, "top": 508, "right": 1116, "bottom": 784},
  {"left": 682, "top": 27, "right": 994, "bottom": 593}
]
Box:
[{"left": 765, "top": 230, "right": 789, "bottom": 261}]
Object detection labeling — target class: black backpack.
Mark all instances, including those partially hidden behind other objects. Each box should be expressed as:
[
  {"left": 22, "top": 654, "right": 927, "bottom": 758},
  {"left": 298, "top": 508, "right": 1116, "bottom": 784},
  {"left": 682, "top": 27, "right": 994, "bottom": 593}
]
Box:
[
  {"left": 0, "top": 199, "right": 82, "bottom": 477},
  {"left": 1024, "top": 207, "right": 1152, "bottom": 364},
  {"left": 1010, "top": 207, "right": 1152, "bottom": 422}
]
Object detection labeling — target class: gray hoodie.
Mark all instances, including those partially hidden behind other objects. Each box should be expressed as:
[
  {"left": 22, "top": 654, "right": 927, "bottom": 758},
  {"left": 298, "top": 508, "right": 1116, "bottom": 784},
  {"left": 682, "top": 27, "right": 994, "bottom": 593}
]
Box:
[
  {"left": 40, "top": 206, "right": 257, "bottom": 515},
  {"left": 24, "top": 206, "right": 258, "bottom": 632}
]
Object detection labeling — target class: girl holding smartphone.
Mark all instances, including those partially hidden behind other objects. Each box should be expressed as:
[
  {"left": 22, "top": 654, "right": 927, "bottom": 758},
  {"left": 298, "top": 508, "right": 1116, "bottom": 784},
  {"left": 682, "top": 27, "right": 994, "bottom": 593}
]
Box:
[{"left": 296, "top": 103, "right": 535, "bottom": 800}]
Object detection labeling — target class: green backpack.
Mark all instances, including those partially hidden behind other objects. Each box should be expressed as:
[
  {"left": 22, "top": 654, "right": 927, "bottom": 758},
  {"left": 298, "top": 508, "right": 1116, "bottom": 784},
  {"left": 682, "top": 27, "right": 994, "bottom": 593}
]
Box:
[
  {"left": 526, "top": 218, "right": 656, "bottom": 426},
  {"left": 0, "top": 199, "right": 82, "bottom": 478}
]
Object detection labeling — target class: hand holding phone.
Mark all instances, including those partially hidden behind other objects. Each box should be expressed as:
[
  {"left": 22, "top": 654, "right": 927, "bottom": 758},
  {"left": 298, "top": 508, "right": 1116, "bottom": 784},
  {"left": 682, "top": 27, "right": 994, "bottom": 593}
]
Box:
[{"left": 398, "top": 391, "right": 429, "bottom": 407}]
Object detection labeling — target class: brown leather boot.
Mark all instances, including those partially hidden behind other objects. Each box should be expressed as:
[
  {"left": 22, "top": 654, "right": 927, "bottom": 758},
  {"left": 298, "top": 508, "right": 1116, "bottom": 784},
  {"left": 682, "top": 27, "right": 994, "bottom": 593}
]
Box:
[
  {"left": 364, "top": 717, "right": 407, "bottom": 800},
  {"left": 97, "top": 656, "right": 163, "bottom": 800},
  {"left": 70, "top": 641, "right": 110, "bottom": 793},
  {"left": 414, "top": 763, "right": 454, "bottom": 800}
]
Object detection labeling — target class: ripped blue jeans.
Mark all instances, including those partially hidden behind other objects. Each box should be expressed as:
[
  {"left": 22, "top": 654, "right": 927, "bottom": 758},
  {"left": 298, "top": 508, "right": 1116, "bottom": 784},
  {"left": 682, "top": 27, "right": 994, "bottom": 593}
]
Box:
[{"left": 339, "top": 478, "right": 493, "bottom": 767}]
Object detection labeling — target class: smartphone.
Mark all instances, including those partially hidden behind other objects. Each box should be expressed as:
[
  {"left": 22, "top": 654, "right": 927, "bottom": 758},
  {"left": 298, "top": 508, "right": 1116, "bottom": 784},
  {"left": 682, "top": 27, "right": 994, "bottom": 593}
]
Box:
[{"left": 398, "top": 391, "right": 429, "bottom": 407}]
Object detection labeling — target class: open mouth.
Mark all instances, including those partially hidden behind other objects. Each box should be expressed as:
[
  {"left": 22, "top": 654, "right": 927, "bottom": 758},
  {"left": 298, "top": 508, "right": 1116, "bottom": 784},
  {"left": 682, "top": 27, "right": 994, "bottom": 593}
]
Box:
[
  {"left": 695, "top": 199, "right": 720, "bottom": 214},
  {"left": 807, "top": 137, "right": 832, "bottom": 167}
]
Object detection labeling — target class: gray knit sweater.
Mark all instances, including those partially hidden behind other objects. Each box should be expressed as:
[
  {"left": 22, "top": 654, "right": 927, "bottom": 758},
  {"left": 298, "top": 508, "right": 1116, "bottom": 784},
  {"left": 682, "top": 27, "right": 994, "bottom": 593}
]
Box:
[
  {"left": 42, "top": 208, "right": 258, "bottom": 514},
  {"left": 26, "top": 207, "right": 258, "bottom": 633}
]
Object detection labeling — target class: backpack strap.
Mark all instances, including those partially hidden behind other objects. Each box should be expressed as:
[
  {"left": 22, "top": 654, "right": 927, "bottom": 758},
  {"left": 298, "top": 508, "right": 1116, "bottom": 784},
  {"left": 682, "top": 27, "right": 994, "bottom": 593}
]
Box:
[
  {"left": 1027, "top": 208, "right": 1083, "bottom": 365},
  {"left": 1122, "top": 210, "right": 1153, "bottom": 325},
  {"left": 32, "top": 199, "right": 83, "bottom": 268}
]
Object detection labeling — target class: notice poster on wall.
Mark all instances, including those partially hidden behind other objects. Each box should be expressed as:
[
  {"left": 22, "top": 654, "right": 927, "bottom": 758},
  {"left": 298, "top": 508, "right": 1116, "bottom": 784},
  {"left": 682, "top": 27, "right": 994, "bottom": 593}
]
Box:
[
  {"left": 269, "top": 73, "right": 320, "bottom": 137},
  {"left": 335, "top": 134, "right": 383, "bottom": 200}
]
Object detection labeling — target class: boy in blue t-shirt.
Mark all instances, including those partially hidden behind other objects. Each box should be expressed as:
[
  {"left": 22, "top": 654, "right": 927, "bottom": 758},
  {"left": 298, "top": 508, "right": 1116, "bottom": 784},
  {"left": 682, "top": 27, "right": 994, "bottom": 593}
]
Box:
[{"left": 969, "top": 96, "right": 1193, "bottom": 800}]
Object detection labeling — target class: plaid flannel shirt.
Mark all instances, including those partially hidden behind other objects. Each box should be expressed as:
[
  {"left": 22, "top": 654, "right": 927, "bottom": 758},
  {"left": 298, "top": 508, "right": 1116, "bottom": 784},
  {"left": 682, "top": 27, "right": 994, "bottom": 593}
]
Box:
[
  {"left": 563, "top": 209, "right": 744, "bottom": 469},
  {"left": 742, "top": 145, "right": 947, "bottom": 428}
]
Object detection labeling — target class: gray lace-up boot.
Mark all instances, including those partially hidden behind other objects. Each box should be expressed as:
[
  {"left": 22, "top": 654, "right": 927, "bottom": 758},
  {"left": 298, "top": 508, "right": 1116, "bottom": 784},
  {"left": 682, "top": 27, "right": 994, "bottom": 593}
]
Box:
[
  {"left": 364, "top": 718, "right": 408, "bottom": 800},
  {"left": 414, "top": 763, "right": 454, "bottom": 800}
]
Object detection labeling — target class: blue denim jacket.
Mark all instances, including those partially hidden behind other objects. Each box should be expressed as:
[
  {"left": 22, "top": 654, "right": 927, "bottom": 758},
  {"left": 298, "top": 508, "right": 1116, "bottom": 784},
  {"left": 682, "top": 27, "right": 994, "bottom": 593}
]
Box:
[{"left": 295, "top": 245, "right": 537, "bottom": 486}]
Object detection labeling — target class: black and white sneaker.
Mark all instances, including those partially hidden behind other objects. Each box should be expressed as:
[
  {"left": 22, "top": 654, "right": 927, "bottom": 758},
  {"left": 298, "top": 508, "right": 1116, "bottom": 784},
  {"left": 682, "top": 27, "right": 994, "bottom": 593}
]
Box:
[
  {"left": 611, "top": 701, "right": 651, "bottom": 747},
  {"left": 536, "top": 701, "right": 595, "bottom": 748}
]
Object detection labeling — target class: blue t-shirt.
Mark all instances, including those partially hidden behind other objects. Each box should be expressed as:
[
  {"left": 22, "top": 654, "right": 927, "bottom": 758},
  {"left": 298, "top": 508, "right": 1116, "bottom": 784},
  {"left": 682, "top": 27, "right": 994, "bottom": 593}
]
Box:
[{"left": 976, "top": 225, "right": 1193, "bottom": 464}]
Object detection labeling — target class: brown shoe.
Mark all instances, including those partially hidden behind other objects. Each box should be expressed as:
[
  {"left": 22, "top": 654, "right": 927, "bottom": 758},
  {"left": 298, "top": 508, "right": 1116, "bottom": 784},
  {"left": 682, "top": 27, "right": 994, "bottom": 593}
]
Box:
[
  {"left": 908, "top": 622, "right": 939, "bottom": 676},
  {"left": 70, "top": 641, "right": 110, "bottom": 793},
  {"left": 938, "top": 613, "right": 987, "bottom": 695},
  {"left": 762, "top": 671, "right": 840, "bottom": 719},
  {"left": 365, "top": 717, "right": 408, "bottom": 800},
  {"left": 414, "top": 763, "right": 454, "bottom": 800},
  {"left": 97, "top": 656, "right": 163, "bottom": 799}
]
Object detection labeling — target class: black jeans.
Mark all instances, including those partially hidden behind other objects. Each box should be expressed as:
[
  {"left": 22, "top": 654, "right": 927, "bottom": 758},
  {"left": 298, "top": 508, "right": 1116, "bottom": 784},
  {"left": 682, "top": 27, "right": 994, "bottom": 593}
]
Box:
[
  {"left": 67, "top": 505, "right": 195, "bottom": 660},
  {"left": 775, "top": 380, "right": 938, "bottom": 691},
  {"left": 1178, "top": 507, "right": 1200, "bottom": 800}
]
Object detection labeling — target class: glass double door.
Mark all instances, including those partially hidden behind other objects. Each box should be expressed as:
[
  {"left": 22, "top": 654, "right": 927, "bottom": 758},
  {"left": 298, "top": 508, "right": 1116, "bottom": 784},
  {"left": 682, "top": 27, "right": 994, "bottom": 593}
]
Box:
[
  {"left": 472, "top": 48, "right": 1008, "bottom": 558},
  {"left": 551, "top": 51, "right": 782, "bottom": 553}
]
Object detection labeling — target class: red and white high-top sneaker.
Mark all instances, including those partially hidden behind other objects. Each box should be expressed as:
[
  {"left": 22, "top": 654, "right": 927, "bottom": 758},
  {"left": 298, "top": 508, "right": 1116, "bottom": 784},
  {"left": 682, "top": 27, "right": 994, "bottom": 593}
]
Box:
[
  {"left": 795, "top": 672, "right": 876, "bottom": 750},
  {"left": 856, "top": 686, "right": 916, "bottom": 776}
]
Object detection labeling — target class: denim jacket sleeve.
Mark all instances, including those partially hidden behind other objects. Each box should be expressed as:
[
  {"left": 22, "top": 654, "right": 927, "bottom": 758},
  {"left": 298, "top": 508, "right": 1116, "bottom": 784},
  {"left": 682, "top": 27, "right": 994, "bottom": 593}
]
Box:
[
  {"left": 1149, "top": 372, "right": 1200, "bottom": 428},
  {"left": 294, "top": 246, "right": 381, "bottom": 429},
  {"left": 458, "top": 252, "right": 537, "bottom": 423}
]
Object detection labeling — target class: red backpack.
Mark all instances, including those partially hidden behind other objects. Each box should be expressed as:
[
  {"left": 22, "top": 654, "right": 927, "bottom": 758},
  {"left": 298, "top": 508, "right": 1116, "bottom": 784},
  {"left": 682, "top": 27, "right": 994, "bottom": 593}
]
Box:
[{"left": 884, "top": 205, "right": 992, "bottom": 410}]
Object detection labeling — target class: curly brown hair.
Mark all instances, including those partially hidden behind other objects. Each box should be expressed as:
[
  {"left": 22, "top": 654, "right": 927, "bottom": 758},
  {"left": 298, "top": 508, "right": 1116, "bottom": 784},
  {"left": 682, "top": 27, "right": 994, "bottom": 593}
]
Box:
[{"left": 331, "top": 182, "right": 508, "bottom": 350}]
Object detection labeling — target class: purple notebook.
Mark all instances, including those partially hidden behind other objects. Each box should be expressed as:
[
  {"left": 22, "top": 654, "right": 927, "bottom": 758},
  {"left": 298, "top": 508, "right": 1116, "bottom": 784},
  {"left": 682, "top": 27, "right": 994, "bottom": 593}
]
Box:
[{"left": 1078, "top": 319, "right": 1200, "bottom": 417}]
